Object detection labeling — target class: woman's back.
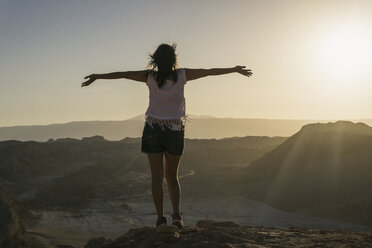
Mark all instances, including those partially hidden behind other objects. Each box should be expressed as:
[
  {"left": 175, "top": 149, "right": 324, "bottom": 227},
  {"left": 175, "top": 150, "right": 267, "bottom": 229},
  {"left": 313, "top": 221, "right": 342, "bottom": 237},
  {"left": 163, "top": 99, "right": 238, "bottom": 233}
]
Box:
[{"left": 145, "top": 68, "right": 187, "bottom": 121}]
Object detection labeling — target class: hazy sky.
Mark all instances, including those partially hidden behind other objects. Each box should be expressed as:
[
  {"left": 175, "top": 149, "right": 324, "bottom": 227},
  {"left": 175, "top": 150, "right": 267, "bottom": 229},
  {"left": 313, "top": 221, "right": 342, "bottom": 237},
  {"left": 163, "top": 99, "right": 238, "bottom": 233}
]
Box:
[{"left": 1, "top": 0, "right": 372, "bottom": 126}]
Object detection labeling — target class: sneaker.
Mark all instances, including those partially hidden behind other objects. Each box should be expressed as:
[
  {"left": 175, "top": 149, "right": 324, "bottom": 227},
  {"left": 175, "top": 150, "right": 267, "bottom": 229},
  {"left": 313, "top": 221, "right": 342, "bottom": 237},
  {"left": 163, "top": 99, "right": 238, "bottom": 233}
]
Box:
[
  {"left": 156, "top": 216, "right": 167, "bottom": 227},
  {"left": 171, "top": 212, "right": 184, "bottom": 228}
]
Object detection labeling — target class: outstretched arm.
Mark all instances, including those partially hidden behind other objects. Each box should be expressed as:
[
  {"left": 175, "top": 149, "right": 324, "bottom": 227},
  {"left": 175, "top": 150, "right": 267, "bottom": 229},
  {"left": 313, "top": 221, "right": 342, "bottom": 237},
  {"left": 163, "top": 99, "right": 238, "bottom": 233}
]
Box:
[
  {"left": 185, "top": 66, "right": 252, "bottom": 81},
  {"left": 81, "top": 70, "right": 148, "bottom": 87}
]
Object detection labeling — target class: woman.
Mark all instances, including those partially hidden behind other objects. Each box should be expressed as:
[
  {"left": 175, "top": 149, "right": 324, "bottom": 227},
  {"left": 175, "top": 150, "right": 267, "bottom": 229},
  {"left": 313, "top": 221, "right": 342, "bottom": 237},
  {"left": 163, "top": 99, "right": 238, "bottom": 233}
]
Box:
[{"left": 81, "top": 43, "right": 252, "bottom": 228}]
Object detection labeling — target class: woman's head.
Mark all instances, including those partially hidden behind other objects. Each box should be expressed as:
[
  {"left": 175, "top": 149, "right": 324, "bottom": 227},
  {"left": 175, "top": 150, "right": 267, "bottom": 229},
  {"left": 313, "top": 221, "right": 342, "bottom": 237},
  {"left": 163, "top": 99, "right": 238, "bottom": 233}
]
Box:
[
  {"left": 148, "top": 43, "right": 178, "bottom": 71},
  {"left": 148, "top": 43, "right": 178, "bottom": 88}
]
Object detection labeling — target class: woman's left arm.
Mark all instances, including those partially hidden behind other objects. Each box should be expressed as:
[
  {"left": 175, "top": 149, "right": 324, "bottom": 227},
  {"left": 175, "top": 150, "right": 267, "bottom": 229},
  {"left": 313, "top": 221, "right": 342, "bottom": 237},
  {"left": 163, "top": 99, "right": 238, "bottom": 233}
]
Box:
[
  {"left": 185, "top": 66, "right": 252, "bottom": 81},
  {"left": 81, "top": 70, "right": 148, "bottom": 87}
]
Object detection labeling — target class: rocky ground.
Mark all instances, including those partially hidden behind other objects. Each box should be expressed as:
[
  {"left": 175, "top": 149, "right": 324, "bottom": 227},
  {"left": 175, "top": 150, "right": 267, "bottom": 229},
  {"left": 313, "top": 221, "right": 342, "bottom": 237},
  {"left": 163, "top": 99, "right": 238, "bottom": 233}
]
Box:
[
  {"left": 57, "top": 219, "right": 372, "bottom": 248},
  {"left": 27, "top": 195, "right": 372, "bottom": 248}
]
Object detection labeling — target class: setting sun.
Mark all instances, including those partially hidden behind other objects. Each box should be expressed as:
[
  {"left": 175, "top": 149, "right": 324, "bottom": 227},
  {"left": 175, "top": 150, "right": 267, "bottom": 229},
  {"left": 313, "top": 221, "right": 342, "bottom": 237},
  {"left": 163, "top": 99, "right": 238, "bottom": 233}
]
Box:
[{"left": 320, "top": 25, "right": 372, "bottom": 81}]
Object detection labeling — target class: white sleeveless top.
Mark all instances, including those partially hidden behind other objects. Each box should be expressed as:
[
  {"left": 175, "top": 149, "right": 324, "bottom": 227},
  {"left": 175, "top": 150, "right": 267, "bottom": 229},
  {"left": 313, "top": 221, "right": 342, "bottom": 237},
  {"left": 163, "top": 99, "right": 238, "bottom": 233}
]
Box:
[{"left": 145, "top": 68, "right": 187, "bottom": 122}]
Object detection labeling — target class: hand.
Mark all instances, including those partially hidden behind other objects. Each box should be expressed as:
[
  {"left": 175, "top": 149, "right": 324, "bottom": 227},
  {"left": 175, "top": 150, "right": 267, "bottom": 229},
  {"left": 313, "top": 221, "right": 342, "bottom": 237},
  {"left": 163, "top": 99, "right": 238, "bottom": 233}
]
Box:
[
  {"left": 234, "top": 66, "right": 252, "bottom": 77},
  {"left": 81, "top": 74, "right": 98, "bottom": 87}
]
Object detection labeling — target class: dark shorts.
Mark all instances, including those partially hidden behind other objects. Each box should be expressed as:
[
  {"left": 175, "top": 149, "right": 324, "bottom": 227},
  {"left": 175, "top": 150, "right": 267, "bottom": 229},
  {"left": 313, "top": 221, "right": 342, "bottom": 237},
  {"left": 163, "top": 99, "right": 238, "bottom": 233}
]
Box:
[{"left": 141, "top": 122, "right": 185, "bottom": 155}]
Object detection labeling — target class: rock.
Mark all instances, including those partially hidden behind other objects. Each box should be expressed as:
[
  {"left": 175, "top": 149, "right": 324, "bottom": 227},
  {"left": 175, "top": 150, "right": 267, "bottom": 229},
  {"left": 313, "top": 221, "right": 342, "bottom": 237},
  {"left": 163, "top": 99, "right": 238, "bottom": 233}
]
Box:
[
  {"left": 156, "top": 224, "right": 179, "bottom": 233},
  {"left": 180, "top": 226, "right": 201, "bottom": 233},
  {"left": 127, "top": 226, "right": 153, "bottom": 235},
  {"left": 84, "top": 237, "right": 113, "bottom": 248},
  {"left": 191, "top": 240, "right": 234, "bottom": 248},
  {"left": 196, "top": 219, "right": 216, "bottom": 228},
  {"left": 56, "top": 245, "right": 75, "bottom": 248},
  {"left": 0, "top": 191, "right": 28, "bottom": 248},
  {"left": 153, "top": 231, "right": 180, "bottom": 243},
  {"left": 120, "top": 202, "right": 133, "bottom": 212},
  {"left": 114, "top": 227, "right": 155, "bottom": 247}
]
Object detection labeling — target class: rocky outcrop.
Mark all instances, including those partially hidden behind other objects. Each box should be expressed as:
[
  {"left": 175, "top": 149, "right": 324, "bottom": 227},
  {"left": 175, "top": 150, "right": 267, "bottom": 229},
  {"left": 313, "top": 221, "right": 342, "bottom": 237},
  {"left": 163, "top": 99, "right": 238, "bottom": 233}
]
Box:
[
  {"left": 242, "top": 121, "right": 372, "bottom": 226},
  {"left": 0, "top": 191, "right": 26, "bottom": 248},
  {"left": 80, "top": 219, "right": 372, "bottom": 248}
]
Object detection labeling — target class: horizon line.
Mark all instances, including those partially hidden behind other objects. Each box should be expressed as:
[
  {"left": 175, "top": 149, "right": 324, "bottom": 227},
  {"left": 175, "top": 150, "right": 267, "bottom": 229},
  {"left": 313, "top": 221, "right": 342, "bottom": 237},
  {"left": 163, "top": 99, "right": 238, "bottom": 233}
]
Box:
[{"left": 1, "top": 115, "right": 372, "bottom": 128}]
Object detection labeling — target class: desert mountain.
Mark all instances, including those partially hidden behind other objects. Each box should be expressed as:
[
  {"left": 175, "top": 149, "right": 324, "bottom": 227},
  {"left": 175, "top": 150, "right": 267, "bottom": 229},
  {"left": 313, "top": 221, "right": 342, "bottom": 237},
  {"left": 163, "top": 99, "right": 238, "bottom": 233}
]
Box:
[
  {"left": 2, "top": 122, "right": 372, "bottom": 246},
  {"left": 242, "top": 121, "right": 372, "bottom": 226},
  {"left": 0, "top": 135, "right": 287, "bottom": 247},
  {"left": 0, "top": 135, "right": 285, "bottom": 209}
]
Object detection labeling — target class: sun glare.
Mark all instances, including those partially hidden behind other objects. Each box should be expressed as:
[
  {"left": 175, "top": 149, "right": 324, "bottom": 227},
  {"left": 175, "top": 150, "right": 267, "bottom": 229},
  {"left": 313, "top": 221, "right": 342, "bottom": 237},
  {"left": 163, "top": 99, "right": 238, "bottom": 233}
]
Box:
[{"left": 320, "top": 26, "right": 372, "bottom": 81}]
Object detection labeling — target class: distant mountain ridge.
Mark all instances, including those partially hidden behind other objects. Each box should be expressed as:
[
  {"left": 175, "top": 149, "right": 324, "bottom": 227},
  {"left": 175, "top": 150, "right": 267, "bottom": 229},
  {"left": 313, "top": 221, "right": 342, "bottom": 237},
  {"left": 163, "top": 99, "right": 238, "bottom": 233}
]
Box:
[{"left": 3, "top": 114, "right": 372, "bottom": 141}]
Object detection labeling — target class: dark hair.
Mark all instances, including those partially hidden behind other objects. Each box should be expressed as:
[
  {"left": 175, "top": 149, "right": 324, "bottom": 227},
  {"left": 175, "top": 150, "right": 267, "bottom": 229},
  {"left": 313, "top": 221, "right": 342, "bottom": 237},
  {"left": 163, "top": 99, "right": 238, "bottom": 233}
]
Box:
[{"left": 147, "top": 43, "right": 178, "bottom": 88}]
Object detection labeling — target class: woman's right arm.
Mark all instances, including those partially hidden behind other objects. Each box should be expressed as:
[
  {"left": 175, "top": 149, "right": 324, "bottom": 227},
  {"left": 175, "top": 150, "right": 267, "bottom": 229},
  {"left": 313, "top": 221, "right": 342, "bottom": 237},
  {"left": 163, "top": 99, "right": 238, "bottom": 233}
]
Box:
[
  {"left": 81, "top": 70, "right": 149, "bottom": 87},
  {"left": 185, "top": 66, "right": 252, "bottom": 81}
]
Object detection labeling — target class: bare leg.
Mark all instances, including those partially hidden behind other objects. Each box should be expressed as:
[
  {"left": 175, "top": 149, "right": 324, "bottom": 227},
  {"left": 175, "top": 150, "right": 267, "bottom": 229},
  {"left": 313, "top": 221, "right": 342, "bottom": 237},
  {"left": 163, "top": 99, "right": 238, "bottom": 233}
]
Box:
[
  {"left": 164, "top": 153, "right": 182, "bottom": 214},
  {"left": 147, "top": 153, "right": 164, "bottom": 218}
]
